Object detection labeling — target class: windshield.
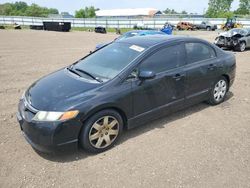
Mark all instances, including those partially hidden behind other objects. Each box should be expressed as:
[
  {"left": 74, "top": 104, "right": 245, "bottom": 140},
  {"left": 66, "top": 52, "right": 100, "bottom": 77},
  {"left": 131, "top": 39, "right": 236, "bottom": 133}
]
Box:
[{"left": 74, "top": 42, "right": 146, "bottom": 81}]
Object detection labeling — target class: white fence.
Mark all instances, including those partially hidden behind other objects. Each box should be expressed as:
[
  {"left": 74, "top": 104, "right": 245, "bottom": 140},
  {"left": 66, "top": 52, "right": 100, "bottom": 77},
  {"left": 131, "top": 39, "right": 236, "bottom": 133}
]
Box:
[{"left": 0, "top": 15, "right": 250, "bottom": 29}]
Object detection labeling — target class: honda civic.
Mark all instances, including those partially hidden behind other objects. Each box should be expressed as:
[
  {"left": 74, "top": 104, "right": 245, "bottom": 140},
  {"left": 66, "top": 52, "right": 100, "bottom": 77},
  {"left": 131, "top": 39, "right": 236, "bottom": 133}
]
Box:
[{"left": 17, "top": 35, "right": 236, "bottom": 153}]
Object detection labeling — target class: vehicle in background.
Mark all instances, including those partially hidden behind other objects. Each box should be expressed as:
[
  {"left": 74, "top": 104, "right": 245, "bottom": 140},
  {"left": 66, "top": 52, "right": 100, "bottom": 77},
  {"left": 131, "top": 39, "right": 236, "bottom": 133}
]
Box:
[
  {"left": 163, "top": 22, "right": 175, "bottom": 30},
  {"left": 133, "top": 22, "right": 174, "bottom": 34},
  {"left": 215, "top": 28, "right": 250, "bottom": 52},
  {"left": 17, "top": 35, "right": 236, "bottom": 153},
  {"left": 221, "top": 17, "right": 243, "bottom": 31},
  {"left": 43, "top": 22, "right": 71, "bottom": 32},
  {"left": 95, "top": 26, "right": 107, "bottom": 34},
  {"left": 14, "top": 23, "right": 21, "bottom": 30},
  {"left": 161, "top": 23, "right": 174, "bottom": 35},
  {"left": 176, "top": 22, "right": 196, "bottom": 30},
  {"left": 195, "top": 21, "right": 217, "bottom": 31},
  {"left": 95, "top": 30, "right": 167, "bottom": 50}
]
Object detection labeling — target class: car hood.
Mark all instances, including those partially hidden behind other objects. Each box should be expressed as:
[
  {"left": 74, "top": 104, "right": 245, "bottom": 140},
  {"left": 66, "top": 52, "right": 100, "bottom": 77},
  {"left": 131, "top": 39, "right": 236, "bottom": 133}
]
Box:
[
  {"left": 219, "top": 31, "right": 244, "bottom": 38},
  {"left": 26, "top": 68, "right": 100, "bottom": 111}
]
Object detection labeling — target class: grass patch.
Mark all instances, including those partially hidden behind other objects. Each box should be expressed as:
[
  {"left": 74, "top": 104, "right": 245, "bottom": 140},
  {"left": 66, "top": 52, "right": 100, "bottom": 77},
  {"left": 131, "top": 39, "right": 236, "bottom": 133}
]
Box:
[
  {"left": 71, "top": 27, "right": 134, "bottom": 33},
  {"left": 71, "top": 27, "right": 93, "bottom": 32}
]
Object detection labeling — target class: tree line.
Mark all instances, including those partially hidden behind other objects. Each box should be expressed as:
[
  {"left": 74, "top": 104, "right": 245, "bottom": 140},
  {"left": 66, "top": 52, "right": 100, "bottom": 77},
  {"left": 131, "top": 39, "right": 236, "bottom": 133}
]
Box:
[
  {"left": 75, "top": 6, "right": 98, "bottom": 18},
  {"left": 206, "top": 0, "right": 250, "bottom": 18},
  {"left": 0, "top": 1, "right": 58, "bottom": 17},
  {"left": 0, "top": 0, "right": 249, "bottom": 18}
]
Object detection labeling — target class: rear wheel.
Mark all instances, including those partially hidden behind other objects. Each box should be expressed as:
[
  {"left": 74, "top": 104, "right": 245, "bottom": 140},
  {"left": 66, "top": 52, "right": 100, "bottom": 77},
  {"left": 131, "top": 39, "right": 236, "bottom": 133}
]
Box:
[
  {"left": 208, "top": 77, "right": 228, "bottom": 105},
  {"left": 79, "top": 109, "right": 123, "bottom": 153},
  {"left": 206, "top": 26, "right": 211, "bottom": 31}
]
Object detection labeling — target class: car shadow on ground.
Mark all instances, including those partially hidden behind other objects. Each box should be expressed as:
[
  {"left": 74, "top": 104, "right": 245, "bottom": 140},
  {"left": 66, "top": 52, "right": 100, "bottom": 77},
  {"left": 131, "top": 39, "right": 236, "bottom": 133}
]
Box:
[{"left": 37, "top": 91, "right": 234, "bottom": 162}]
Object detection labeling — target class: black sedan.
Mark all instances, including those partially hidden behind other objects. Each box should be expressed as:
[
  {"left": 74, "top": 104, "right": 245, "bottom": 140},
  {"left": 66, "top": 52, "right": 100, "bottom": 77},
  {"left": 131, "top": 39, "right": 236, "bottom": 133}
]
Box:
[{"left": 17, "top": 35, "right": 236, "bottom": 153}]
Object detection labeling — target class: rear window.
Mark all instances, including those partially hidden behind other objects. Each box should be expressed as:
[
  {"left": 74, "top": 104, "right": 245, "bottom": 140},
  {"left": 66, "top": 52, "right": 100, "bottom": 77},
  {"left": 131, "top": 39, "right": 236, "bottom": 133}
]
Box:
[{"left": 185, "top": 42, "right": 216, "bottom": 64}]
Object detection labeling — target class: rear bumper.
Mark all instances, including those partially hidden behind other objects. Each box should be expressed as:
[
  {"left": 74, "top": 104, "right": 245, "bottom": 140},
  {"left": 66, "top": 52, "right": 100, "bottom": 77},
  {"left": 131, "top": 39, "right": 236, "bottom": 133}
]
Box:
[{"left": 17, "top": 100, "right": 82, "bottom": 153}]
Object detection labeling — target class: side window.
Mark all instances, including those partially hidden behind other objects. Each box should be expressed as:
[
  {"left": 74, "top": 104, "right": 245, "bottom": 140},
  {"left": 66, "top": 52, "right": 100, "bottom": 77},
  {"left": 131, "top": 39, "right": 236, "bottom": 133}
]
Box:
[
  {"left": 139, "top": 44, "right": 185, "bottom": 73},
  {"left": 126, "top": 69, "right": 138, "bottom": 81},
  {"left": 185, "top": 42, "right": 216, "bottom": 64}
]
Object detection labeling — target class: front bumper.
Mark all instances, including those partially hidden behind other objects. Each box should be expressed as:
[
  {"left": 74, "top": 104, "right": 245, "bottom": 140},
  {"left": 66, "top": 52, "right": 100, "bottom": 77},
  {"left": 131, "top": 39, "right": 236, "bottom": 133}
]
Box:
[
  {"left": 17, "top": 99, "right": 82, "bottom": 153},
  {"left": 215, "top": 38, "right": 239, "bottom": 48}
]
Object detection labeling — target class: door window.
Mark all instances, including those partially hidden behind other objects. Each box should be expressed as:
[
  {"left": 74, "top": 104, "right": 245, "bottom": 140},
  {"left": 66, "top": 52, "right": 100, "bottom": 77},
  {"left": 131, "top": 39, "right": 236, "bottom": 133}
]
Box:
[
  {"left": 139, "top": 44, "right": 185, "bottom": 73},
  {"left": 185, "top": 42, "right": 216, "bottom": 64}
]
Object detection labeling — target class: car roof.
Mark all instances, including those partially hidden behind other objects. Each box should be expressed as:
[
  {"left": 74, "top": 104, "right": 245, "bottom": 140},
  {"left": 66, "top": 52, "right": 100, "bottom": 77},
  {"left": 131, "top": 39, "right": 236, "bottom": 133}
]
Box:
[{"left": 116, "top": 35, "right": 198, "bottom": 48}]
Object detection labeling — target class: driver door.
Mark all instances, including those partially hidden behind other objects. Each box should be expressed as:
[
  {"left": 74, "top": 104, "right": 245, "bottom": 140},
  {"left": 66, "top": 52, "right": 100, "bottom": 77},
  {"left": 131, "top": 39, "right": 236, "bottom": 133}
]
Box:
[{"left": 129, "top": 43, "right": 186, "bottom": 127}]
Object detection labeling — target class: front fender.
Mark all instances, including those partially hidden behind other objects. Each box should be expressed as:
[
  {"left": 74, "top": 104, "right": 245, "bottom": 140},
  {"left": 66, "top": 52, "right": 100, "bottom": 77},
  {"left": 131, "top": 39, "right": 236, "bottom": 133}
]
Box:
[{"left": 75, "top": 102, "right": 129, "bottom": 132}]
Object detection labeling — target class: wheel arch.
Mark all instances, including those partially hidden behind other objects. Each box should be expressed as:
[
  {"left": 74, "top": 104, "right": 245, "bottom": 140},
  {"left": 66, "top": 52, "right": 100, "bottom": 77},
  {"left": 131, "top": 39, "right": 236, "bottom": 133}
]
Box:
[
  {"left": 222, "top": 74, "right": 230, "bottom": 91},
  {"left": 80, "top": 104, "right": 128, "bottom": 130},
  {"left": 239, "top": 39, "right": 247, "bottom": 44}
]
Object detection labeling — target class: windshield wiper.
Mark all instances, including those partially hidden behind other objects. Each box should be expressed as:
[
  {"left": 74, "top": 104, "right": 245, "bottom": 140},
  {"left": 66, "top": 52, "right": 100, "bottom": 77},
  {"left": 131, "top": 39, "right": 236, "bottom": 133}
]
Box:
[
  {"left": 75, "top": 68, "right": 103, "bottom": 83},
  {"left": 67, "top": 66, "right": 82, "bottom": 77}
]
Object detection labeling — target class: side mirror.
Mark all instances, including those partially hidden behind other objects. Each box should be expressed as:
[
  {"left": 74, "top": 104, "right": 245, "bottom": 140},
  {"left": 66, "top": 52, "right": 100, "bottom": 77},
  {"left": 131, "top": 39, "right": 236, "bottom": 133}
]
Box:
[{"left": 138, "top": 70, "right": 156, "bottom": 80}]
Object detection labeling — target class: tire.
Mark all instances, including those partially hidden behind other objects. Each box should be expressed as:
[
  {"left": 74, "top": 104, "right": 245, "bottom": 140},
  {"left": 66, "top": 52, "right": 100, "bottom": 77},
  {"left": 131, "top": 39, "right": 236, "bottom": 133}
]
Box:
[
  {"left": 206, "top": 26, "right": 211, "bottom": 31},
  {"left": 208, "top": 77, "right": 228, "bottom": 105},
  {"left": 235, "top": 41, "right": 246, "bottom": 52},
  {"left": 79, "top": 109, "right": 123, "bottom": 153}
]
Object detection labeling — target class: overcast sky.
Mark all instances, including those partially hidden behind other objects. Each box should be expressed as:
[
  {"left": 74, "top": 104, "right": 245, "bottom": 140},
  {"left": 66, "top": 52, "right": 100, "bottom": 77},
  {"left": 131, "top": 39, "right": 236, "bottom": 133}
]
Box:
[{"left": 0, "top": 0, "right": 240, "bottom": 15}]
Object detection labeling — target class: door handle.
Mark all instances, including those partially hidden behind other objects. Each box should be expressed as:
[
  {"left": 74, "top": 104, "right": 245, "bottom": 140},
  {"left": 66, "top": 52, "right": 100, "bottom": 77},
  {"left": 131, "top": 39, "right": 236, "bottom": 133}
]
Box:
[
  {"left": 208, "top": 64, "right": 216, "bottom": 70},
  {"left": 173, "top": 73, "right": 183, "bottom": 81}
]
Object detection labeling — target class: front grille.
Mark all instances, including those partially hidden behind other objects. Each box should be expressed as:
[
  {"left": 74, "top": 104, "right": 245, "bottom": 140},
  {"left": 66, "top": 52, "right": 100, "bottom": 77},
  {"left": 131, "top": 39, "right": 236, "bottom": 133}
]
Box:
[
  {"left": 218, "top": 37, "right": 232, "bottom": 46},
  {"left": 225, "top": 37, "right": 232, "bottom": 44}
]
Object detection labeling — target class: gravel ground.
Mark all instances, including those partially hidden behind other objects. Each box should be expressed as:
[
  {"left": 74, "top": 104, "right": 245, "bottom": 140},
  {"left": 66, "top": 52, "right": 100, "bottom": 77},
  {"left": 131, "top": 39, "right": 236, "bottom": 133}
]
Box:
[{"left": 0, "top": 30, "right": 250, "bottom": 188}]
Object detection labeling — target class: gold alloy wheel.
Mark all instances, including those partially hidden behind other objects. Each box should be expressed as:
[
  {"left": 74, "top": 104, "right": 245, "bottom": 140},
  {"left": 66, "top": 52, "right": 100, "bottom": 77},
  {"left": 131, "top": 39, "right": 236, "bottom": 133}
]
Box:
[{"left": 89, "top": 116, "right": 119, "bottom": 149}]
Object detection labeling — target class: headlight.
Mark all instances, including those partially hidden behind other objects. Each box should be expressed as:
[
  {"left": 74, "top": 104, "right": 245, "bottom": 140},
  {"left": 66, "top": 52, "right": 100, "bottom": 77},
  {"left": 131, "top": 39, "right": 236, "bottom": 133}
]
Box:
[{"left": 33, "top": 110, "right": 79, "bottom": 121}]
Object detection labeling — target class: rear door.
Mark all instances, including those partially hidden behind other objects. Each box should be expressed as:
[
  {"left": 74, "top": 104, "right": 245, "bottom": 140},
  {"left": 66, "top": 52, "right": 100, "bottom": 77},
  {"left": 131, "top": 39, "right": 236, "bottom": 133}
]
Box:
[
  {"left": 130, "top": 43, "right": 186, "bottom": 124},
  {"left": 184, "top": 42, "right": 220, "bottom": 103}
]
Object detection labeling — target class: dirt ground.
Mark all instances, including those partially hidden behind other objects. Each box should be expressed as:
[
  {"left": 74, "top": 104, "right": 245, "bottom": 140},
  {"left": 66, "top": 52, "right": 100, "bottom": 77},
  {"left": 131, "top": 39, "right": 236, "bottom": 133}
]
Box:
[{"left": 0, "top": 30, "right": 250, "bottom": 188}]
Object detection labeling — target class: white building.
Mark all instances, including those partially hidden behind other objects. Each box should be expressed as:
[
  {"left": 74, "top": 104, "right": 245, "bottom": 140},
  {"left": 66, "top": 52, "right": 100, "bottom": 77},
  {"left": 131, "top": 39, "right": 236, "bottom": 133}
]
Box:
[{"left": 95, "top": 8, "right": 162, "bottom": 18}]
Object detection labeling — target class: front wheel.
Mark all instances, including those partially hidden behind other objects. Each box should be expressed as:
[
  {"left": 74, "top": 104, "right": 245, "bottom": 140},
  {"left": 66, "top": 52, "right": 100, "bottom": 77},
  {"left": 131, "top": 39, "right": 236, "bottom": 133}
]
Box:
[
  {"left": 79, "top": 109, "right": 123, "bottom": 153},
  {"left": 208, "top": 77, "right": 228, "bottom": 105},
  {"left": 235, "top": 42, "right": 246, "bottom": 52}
]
